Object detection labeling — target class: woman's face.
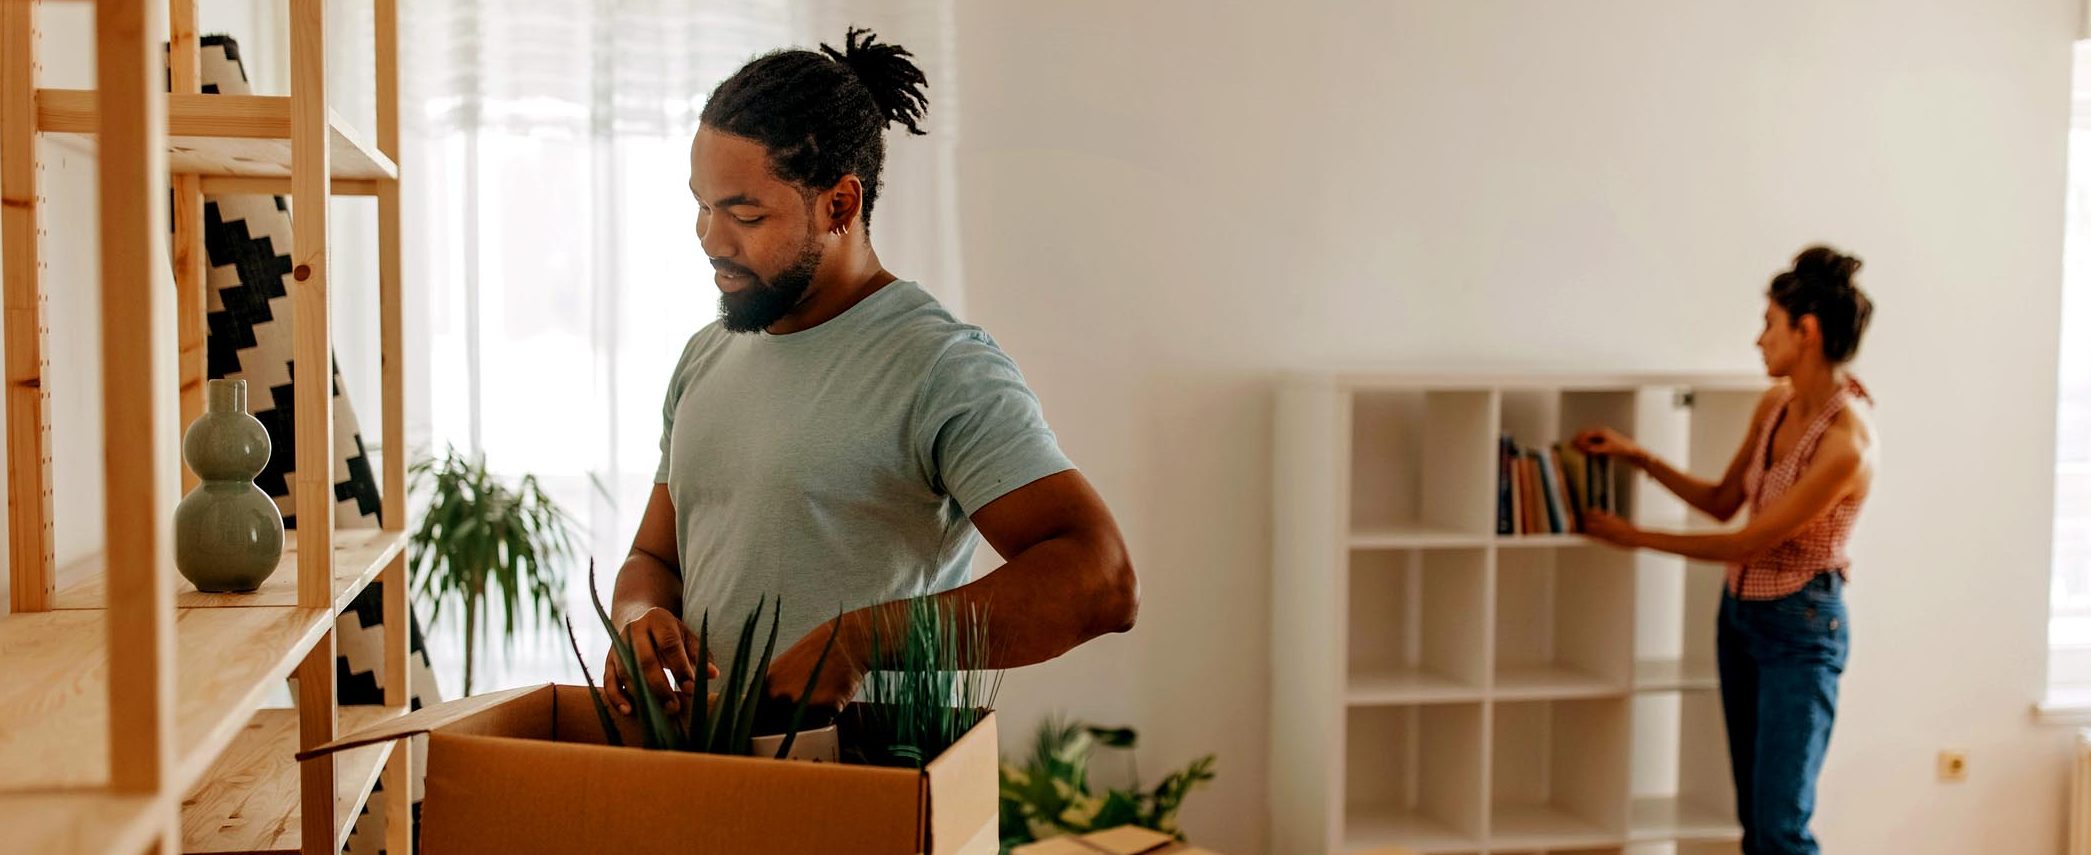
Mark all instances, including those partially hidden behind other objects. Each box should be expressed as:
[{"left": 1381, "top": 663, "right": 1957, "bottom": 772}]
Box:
[{"left": 1757, "top": 300, "right": 1806, "bottom": 377}]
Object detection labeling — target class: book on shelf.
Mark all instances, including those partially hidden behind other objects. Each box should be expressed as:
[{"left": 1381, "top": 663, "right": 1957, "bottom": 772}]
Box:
[
  {"left": 1592, "top": 453, "right": 1614, "bottom": 515},
  {"left": 1498, "top": 434, "right": 1516, "bottom": 536},
  {"left": 1530, "top": 449, "right": 1547, "bottom": 528},
  {"left": 1548, "top": 447, "right": 1576, "bottom": 533},
  {"left": 1555, "top": 442, "right": 1588, "bottom": 531},
  {"left": 1534, "top": 446, "right": 1565, "bottom": 534},
  {"left": 1496, "top": 435, "right": 1621, "bottom": 535}
]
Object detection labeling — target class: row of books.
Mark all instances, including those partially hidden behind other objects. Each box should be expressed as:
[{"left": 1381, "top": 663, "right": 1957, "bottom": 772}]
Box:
[{"left": 1497, "top": 435, "right": 1619, "bottom": 535}]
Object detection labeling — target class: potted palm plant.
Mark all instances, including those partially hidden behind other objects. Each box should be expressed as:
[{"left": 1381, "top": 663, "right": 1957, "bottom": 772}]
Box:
[{"left": 409, "top": 446, "right": 582, "bottom": 695}]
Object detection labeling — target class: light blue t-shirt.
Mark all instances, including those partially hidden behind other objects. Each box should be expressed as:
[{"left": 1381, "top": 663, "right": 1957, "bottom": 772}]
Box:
[{"left": 654, "top": 280, "right": 1073, "bottom": 677}]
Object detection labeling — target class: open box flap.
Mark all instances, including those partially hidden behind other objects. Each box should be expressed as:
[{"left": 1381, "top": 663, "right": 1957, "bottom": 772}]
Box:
[{"left": 295, "top": 684, "right": 549, "bottom": 761}]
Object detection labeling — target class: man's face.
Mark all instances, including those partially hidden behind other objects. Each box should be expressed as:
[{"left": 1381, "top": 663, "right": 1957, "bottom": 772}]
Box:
[{"left": 690, "top": 127, "right": 823, "bottom": 333}]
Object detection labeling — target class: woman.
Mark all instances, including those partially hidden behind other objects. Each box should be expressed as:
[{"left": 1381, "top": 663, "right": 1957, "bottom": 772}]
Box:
[{"left": 1577, "top": 245, "right": 1876, "bottom": 855}]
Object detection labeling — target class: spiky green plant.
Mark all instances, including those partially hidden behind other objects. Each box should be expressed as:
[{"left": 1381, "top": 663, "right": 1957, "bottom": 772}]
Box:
[
  {"left": 409, "top": 446, "right": 580, "bottom": 695},
  {"left": 860, "top": 594, "right": 1002, "bottom": 768},
  {"left": 569, "top": 560, "right": 837, "bottom": 757},
  {"left": 997, "top": 716, "right": 1217, "bottom": 849}
]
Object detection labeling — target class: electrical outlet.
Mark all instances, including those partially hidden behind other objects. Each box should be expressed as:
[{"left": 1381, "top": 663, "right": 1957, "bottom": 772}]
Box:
[{"left": 1938, "top": 749, "right": 1968, "bottom": 782}]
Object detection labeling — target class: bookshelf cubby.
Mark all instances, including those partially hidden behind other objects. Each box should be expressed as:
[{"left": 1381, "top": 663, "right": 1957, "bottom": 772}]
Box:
[
  {"left": 1273, "top": 373, "right": 1762, "bottom": 855},
  {"left": 1491, "top": 697, "right": 1629, "bottom": 849},
  {"left": 1494, "top": 545, "right": 1633, "bottom": 700},
  {"left": 1344, "top": 702, "right": 1487, "bottom": 853},
  {"left": 1346, "top": 548, "right": 1489, "bottom": 705},
  {"left": 1349, "top": 388, "right": 1498, "bottom": 545}
]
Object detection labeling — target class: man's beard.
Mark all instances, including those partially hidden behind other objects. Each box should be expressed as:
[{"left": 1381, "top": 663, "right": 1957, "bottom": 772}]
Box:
[{"left": 717, "top": 238, "right": 822, "bottom": 333}]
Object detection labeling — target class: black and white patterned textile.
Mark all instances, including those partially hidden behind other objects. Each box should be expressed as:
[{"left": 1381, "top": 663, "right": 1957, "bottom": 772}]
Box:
[{"left": 195, "top": 35, "right": 442, "bottom": 855}]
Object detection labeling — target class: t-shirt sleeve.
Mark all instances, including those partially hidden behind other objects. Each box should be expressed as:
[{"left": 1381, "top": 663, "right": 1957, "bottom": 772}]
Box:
[
  {"left": 912, "top": 332, "right": 1075, "bottom": 515},
  {"left": 656, "top": 334, "right": 701, "bottom": 484}
]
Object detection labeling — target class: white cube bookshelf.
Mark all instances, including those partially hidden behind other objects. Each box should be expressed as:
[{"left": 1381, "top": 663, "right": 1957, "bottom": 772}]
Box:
[{"left": 1273, "top": 373, "right": 1762, "bottom": 855}]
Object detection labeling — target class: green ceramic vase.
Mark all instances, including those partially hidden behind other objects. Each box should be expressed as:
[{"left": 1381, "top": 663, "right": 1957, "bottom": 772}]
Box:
[{"left": 174, "top": 379, "right": 285, "bottom": 592}]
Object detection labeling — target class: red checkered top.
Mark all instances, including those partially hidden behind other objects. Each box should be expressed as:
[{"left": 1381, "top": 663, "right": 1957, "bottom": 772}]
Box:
[{"left": 1728, "top": 377, "right": 1871, "bottom": 600}]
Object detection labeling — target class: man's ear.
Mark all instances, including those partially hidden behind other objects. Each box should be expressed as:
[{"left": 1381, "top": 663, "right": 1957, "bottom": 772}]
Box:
[{"left": 824, "top": 175, "right": 864, "bottom": 234}]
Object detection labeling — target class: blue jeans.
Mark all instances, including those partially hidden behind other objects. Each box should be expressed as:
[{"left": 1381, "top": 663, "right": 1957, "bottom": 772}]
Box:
[{"left": 1718, "top": 573, "right": 1849, "bottom": 855}]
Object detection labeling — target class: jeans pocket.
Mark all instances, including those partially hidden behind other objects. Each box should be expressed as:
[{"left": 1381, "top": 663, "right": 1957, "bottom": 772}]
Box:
[
  {"left": 1762, "top": 590, "right": 1849, "bottom": 668},
  {"left": 1763, "top": 589, "right": 1846, "bottom": 636}
]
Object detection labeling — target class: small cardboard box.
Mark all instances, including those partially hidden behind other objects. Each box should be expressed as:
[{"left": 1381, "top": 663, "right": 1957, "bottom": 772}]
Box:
[{"left": 302, "top": 684, "right": 999, "bottom": 854}]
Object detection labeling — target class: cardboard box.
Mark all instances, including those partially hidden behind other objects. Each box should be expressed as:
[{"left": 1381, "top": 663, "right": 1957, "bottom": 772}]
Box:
[
  {"left": 1011, "top": 825, "right": 1226, "bottom": 855},
  {"left": 302, "top": 684, "right": 999, "bottom": 854}
]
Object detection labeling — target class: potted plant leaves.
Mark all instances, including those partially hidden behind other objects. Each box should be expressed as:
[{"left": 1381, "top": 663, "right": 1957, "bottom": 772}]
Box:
[
  {"left": 998, "top": 717, "right": 1218, "bottom": 849},
  {"left": 409, "top": 446, "right": 584, "bottom": 695},
  {"left": 856, "top": 594, "right": 1002, "bottom": 768},
  {"left": 564, "top": 561, "right": 840, "bottom": 759}
]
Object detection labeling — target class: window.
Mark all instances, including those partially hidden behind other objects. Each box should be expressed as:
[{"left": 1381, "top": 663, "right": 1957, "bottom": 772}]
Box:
[
  {"left": 2046, "top": 42, "right": 2091, "bottom": 699},
  {"left": 404, "top": 0, "right": 795, "bottom": 695}
]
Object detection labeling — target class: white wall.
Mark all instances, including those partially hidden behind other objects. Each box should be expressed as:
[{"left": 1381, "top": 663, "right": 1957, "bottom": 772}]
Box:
[{"left": 954, "top": 1, "right": 2080, "bottom": 852}]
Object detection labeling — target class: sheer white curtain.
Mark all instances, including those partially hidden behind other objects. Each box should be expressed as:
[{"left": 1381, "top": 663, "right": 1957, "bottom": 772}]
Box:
[{"left": 399, "top": 0, "right": 962, "bottom": 692}]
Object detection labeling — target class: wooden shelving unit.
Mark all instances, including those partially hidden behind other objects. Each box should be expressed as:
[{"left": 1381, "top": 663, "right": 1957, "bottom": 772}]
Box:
[
  {"left": 1271, "top": 373, "right": 1763, "bottom": 855},
  {"left": 0, "top": 1, "right": 414, "bottom": 853},
  {"left": 184, "top": 705, "right": 408, "bottom": 854},
  {"left": 37, "top": 90, "right": 400, "bottom": 181}
]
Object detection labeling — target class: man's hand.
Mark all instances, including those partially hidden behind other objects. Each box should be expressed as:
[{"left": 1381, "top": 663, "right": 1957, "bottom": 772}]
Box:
[
  {"left": 764, "top": 616, "right": 864, "bottom": 715},
  {"left": 604, "top": 607, "right": 716, "bottom": 716}
]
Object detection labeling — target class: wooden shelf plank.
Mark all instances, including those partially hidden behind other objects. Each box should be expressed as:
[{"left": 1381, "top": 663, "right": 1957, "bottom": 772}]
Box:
[
  {"left": 1346, "top": 667, "right": 1487, "bottom": 705},
  {"left": 0, "top": 791, "right": 167, "bottom": 855},
  {"left": 37, "top": 90, "right": 398, "bottom": 181},
  {"left": 1489, "top": 803, "right": 1619, "bottom": 849},
  {"left": 1343, "top": 804, "right": 1480, "bottom": 853},
  {"left": 184, "top": 705, "right": 405, "bottom": 854},
  {"left": 52, "top": 528, "right": 406, "bottom": 613},
  {"left": 0, "top": 606, "right": 333, "bottom": 795},
  {"left": 1493, "top": 664, "right": 1626, "bottom": 701},
  {"left": 1629, "top": 796, "right": 1741, "bottom": 842},
  {"left": 1634, "top": 658, "right": 1719, "bottom": 692}
]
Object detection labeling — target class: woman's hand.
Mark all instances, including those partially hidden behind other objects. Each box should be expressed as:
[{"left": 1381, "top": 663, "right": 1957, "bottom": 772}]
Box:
[
  {"left": 1580, "top": 509, "right": 1639, "bottom": 547},
  {"left": 1573, "top": 427, "right": 1647, "bottom": 467}
]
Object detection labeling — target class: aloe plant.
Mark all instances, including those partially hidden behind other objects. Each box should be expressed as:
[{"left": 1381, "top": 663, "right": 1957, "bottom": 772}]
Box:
[
  {"left": 409, "top": 446, "right": 581, "bottom": 695},
  {"left": 859, "top": 594, "right": 1002, "bottom": 768},
  {"left": 570, "top": 560, "right": 836, "bottom": 757}
]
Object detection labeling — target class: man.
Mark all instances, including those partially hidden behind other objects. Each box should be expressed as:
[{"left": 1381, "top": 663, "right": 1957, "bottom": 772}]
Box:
[{"left": 604, "top": 28, "right": 1137, "bottom": 717}]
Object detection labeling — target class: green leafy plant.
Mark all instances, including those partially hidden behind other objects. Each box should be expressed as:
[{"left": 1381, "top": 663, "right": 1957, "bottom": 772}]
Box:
[
  {"left": 566, "top": 560, "right": 838, "bottom": 757},
  {"left": 859, "top": 594, "right": 1002, "bottom": 768},
  {"left": 998, "top": 717, "right": 1217, "bottom": 850},
  {"left": 409, "top": 446, "right": 581, "bottom": 695}
]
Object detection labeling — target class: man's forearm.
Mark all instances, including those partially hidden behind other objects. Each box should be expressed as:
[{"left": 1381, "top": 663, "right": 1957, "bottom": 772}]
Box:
[
  {"left": 839, "top": 534, "right": 1136, "bottom": 671},
  {"left": 611, "top": 549, "right": 684, "bottom": 631}
]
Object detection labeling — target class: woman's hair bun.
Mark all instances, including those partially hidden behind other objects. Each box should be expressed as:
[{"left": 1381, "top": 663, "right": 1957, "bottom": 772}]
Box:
[{"left": 1792, "top": 245, "right": 1861, "bottom": 288}]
